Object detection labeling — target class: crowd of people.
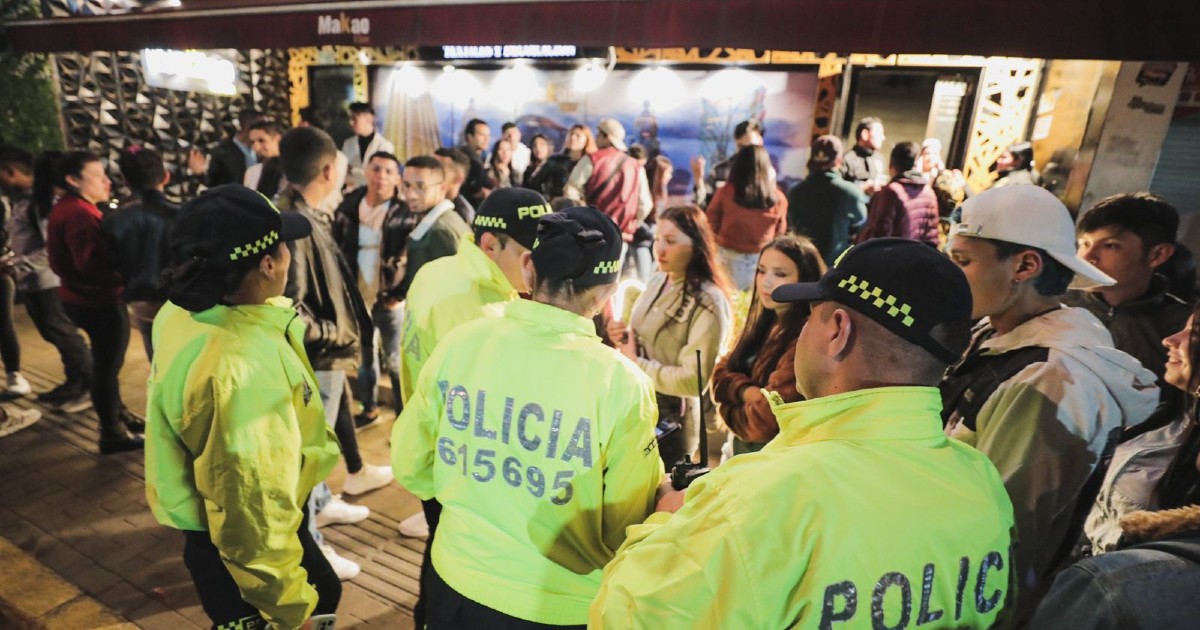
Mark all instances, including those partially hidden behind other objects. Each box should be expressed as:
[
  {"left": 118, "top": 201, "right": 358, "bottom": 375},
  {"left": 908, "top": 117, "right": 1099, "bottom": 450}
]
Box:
[{"left": 0, "top": 101, "right": 1198, "bottom": 630}]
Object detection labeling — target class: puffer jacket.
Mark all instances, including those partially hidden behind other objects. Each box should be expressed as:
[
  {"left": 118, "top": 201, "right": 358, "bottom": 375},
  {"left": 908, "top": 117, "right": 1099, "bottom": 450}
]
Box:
[
  {"left": 275, "top": 188, "right": 369, "bottom": 370},
  {"left": 857, "top": 170, "right": 939, "bottom": 247}
]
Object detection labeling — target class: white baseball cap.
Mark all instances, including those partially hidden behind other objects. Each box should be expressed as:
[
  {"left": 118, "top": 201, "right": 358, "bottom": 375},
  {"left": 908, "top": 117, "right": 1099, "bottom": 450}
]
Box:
[
  {"left": 951, "top": 185, "right": 1115, "bottom": 288},
  {"left": 597, "top": 118, "right": 628, "bottom": 152}
]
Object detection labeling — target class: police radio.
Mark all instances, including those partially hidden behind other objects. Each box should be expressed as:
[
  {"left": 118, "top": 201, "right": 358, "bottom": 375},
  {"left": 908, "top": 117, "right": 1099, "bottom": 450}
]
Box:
[{"left": 670, "top": 349, "right": 711, "bottom": 490}]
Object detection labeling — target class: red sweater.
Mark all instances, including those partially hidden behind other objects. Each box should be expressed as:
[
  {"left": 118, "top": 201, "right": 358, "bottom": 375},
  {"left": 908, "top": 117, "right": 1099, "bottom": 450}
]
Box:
[
  {"left": 705, "top": 184, "right": 788, "bottom": 254},
  {"left": 47, "top": 195, "right": 123, "bottom": 306}
]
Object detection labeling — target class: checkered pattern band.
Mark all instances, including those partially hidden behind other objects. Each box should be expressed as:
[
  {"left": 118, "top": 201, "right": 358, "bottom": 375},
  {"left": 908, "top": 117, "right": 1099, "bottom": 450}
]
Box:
[
  {"left": 838, "top": 274, "right": 915, "bottom": 327},
  {"left": 474, "top": 215, "right": 508, "bottom": 230},
  {"left": 593, "top": 260, "right": 621, "bottom": 274},
  {"left": 229, "top": 230, "right": 280, "bottom": 261}
]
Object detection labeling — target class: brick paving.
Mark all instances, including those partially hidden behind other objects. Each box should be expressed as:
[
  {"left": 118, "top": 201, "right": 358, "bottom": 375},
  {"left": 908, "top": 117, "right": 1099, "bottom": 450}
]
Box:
[{"left": 0, "top": 308, "right": 419, "bottom": 628}]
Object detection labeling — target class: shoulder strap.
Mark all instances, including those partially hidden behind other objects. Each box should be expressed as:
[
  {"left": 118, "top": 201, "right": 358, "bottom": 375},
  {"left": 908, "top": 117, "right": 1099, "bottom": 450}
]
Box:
[
  {"left": 596, "top": 153, "right": 629, "bottom": 194},
  {"left": 940, "top": 345, "right": 1051, "bottom": 430}
]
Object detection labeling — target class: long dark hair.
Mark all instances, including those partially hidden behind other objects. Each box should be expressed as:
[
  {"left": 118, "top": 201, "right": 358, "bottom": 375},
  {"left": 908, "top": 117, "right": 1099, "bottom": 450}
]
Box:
[
  {"left": 32, "top": 150, "right": 64, "bottom": 220},
  {"left": 725, "top": 235, "right": 825, "bottom": 374},
  {"left": 729, "top": 144, "right": 777, "bottom": 209},
  {"left": 658, "top": 204, "right": 733, "bottom": 300}
]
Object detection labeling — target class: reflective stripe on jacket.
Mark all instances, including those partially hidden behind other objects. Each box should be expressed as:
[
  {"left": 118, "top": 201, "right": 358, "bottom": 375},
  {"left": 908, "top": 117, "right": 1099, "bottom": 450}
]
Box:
[
  {"left": 393, "top": 299, "right": 663, "bottom": 625},
  {"left": 145, "top": 299, "right": 340, "bottom": 629},
  {"left": 591, "top": 387, "right": 1016, "bottom": 629}
]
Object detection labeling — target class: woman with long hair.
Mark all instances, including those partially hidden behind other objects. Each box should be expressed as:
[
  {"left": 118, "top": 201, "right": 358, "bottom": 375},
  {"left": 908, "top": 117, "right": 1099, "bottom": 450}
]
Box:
[
  {"left": 46, "top": 151, "right": 142, "bottom": 453},
  {"left": 487, "top": 138, "right": 520, "bottom": 189},
  {"left": 521, "top": 133, "right": 553, "bottom": 196},
  {"left": 649, "top": 154, "right": 673, "bottom": 215},
  {"left": 706, "top": 144, "right": 788, "bottom": 291},
  {"left": 607, "top": 204, "right": 734, "bottom": 468},
  {"left": 530, "top": 125, "right": 596, "bottom": 201},
  {"left": 712, "top": 235, "right": 825, "bottom": 455}
]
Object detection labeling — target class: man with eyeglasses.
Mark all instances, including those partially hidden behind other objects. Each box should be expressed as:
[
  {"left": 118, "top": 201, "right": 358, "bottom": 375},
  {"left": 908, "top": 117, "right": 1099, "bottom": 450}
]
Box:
[{"left": 392, "top": 156, "right": 471, "bottom": 302}]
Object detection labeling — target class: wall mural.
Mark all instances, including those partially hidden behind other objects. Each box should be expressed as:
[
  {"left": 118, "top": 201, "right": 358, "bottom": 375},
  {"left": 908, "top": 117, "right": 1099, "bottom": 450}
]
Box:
[
  {"left": 54, "top": 48, "right": 291, "bottom": 197},
  {"left": 371, "top": 64, "right": 818, "bottom": 197}
]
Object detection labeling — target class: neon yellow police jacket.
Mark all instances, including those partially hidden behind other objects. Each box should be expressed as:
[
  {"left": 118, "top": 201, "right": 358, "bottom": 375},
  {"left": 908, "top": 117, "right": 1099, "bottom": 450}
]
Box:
[
  {"left": 393, "top": 299, "right": 664, "bottom": 625},
  {"left": 145, "top": 299, "right": 340, "bottom": 630},
  {"left": 590, "top": 387, "right": 1016, "bottom": 629},
  {"left": 399, "top": 233, "right": 518, "bottom": 404}
]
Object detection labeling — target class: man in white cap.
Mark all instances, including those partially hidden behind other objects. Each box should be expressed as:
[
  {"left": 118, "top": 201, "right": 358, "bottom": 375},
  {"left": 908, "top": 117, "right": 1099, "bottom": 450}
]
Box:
[
  {"left": 941, "top": 185, "right": 1159, "bottom": 624},
  {"left": 564, "top": 118, "right": 652, "bottom": 248}
]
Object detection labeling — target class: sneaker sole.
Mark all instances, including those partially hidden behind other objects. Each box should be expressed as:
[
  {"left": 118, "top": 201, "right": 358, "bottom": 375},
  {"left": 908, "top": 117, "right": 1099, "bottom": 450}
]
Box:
[{"left": 58, "top": 400, "right": 94, "bottom": 414}]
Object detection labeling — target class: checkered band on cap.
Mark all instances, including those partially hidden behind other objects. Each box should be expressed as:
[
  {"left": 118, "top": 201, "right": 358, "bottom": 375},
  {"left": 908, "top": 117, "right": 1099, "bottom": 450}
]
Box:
[
  {"left": 593, "top": 259, "right": 621, "bottom": 274},
  {"left": 474, "top": 215, "right": 508, "bottom": 230},
  {"left": 229, "top": 230, "right": 280, "bottom": 261},
  {"left": 838, "top": 274, "right": 916, "bottom": 327}
]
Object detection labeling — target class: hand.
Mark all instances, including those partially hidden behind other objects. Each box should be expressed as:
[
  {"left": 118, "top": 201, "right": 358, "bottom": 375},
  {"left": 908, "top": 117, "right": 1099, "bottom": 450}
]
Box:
[
  {"left": 187, "top": 148, "right": 208, "bottom": 175},
  {"left": 690, "top": 155, "right": 706, "bottom": 179},
  {"left": 605, "top": 319, "right": 629, "bottom": 346},
  {"left": 300, "top": 620, "right": 313, "bottom": 630},
  {"left": 741, "top": 386, "right": 765, "bottom": 406},
  {"left": 656, "top": 489, "right": 687, "bottom": 513}
]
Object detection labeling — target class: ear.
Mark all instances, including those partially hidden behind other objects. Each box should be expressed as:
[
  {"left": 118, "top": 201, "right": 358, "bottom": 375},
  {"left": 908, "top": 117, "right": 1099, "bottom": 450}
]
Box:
[
  {"left": 520, "top": 250, "right": 536, "bottom": 290},
  {"left": 478, "top": 231, "right": 498, "bottom": 255},
  {"left": 259, "top": 251, "right": 276, "bottom": 277},
  {"left": 828, "top": 306, "right": 854, "bottom": 360},
  {"left": 161, "top": 170, "right": 171, "bottom": 187},
  {"left": 1013, "top": 250, "right": 1045, "bottom": 284},
  {"left": 1148, "top": 243, "right": 1176, "bottom": 270},
  {"left": 322, "top": 161, "right": 335, "bottom": 182}
]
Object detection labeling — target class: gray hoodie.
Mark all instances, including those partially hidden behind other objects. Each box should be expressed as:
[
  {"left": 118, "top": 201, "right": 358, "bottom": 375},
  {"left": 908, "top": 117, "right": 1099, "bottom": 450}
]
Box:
[{"left": 946, "top": 305, "right": 1159, "bottom": 620}]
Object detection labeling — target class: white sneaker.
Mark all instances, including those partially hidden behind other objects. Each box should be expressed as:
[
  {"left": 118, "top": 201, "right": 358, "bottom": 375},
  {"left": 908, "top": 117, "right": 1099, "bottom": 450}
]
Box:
[
  {"left": 398, "top": 512, "right": 429, "bottom": 539},
  {"left": 319, "top": 543, "right": 361, "bottom": 581},
  {"left": 0, "top": 408, "right": 41, "bottom": 437},
  {"left": 6, "top": 373, "right": 31, "bottom": 396},
  {"left": 315, "top": 494, "right": 370, "bottom": 527},
  {"left": 343, "top": 463, "right": 393, "bottom": 496}
]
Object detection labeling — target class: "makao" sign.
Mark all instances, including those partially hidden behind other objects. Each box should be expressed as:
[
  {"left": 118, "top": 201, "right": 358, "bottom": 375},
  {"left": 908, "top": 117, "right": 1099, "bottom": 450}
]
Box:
[{"left": 317, "top": 12, "right": 370, "bottom": 37}]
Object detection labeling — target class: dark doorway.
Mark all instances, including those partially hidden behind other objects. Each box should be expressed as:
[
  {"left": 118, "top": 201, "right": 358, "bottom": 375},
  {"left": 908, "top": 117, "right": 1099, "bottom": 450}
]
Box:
[{"left": 308, "top": 65, "right": 357, "bottom": 148}]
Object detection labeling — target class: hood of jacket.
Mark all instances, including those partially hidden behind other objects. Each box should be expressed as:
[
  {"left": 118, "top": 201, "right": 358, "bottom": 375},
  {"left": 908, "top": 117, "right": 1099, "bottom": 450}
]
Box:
[
  {"left": 1122, "top": 504, "right": 1200, "bottom": 543},
  {"left": 981, "top": 305, "right": 1159, "bottom": 424}
]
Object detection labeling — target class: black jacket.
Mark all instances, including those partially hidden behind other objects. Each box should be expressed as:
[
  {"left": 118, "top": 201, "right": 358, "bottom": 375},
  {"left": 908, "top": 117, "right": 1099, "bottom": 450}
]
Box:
[
  {"left": 207, "top": 139, "right": 250, "bottom": 188},
  {"left": 277, "top": 188, "right": 370, "bottom": 370},
  {"left": 100, "top": 189, "right": 180, "bottom": 303},
  {"left": 331, "top": 186, "right": 415, "bottom": 305},
  {"left": 524, "top": 154, "right": 574, "bottom": 200}
]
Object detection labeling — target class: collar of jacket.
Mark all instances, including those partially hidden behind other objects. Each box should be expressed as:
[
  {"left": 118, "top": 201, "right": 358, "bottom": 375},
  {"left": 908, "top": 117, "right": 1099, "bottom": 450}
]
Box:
[
  {"left": 410, "top": 198, "right": 456, "bottom": 241},
  {"left": 503, "top": 298, "right": 597, "bottom": 339},
  {"left": 458, "top": 234, "right": 518, "bottom": 297},
  {"left": 1080, "top": 274, "right": 1187, "bottom": 313},
  {"left": 1122, "top": 504, "right": 1200, "bottom": 544},
  {"left": 192, "top": 296, "right": 298, "bottom": 333},
  {"left": 766, "top": 386, "right": 945, "bottom": 446}
]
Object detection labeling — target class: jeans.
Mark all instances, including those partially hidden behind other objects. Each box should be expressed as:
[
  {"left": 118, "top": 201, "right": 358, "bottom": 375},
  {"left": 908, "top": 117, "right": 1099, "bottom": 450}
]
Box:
[
  {"left": 62, "top": 301, "right": 129, "bottom": 439},
  {"left": 183, "top": 506, "right": 340, "bottom": 628},
  {"left": 720, "top": 247, "right": 759, "bottom": 292},
  {"left": 24, "top": 288, "right": 92, "bottom": 385},
  {"left": 359, "top": 301, "right": 404, "bottom": 412},
  {"left": 0, "top": 276, "right": 20, "bottom": 373}
]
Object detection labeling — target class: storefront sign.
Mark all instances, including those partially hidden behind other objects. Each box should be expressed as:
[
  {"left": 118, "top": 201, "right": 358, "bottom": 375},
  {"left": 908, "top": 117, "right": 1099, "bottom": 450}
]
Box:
[
  {"left": 317, "top": 12, "right": 371, "bottom": 44},
  {"left": 442, "top": 45, "right": 578, "bottom": 60},
  {"left": 141, "top": 48, "right": 239, "bottom": 96}
]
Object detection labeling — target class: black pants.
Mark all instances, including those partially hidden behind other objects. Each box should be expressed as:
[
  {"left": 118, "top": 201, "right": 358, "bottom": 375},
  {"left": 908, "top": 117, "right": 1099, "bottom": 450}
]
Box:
[
  {"left": 333, "top": 386, "right": 363, "bottom": 474},
  {"left": 426, "top": 562, "right": 585, "bottom": 630},
  {"left": 413, "top": 498, "right": 443, "bottom": 627},
  {"left": 62, "top": 301, "right": 128, "bottom": 438},
  {"left": 0, "top": 276, "right": 21, "bottom": 373},
  {"left": 23, "top": 288, "right": 92, "bottom": 384},
  {"left": 183, "top": 510, "right": 341, "bottom": 630}
]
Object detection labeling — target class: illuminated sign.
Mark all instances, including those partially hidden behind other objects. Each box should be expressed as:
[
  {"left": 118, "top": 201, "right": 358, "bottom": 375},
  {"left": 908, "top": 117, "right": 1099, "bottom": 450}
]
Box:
[
  {"left": 442, "top": 45, "right": 578, "bottom": 60},
  {"left": 141, "top": 48, "right": 239, "bottom": 96},
  {"left": 318, "top": 12, "right": 371, "bottom": 36}
]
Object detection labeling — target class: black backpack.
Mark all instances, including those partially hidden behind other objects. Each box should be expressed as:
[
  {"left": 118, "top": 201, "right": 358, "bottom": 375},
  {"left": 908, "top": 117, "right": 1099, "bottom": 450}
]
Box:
[{"left": 940, "top": 345, "right": 1051, "bottom": 431}]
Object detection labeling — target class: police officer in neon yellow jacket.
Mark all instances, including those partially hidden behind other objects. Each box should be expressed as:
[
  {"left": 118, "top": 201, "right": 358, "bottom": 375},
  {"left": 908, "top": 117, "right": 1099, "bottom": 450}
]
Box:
[
  {"left": 145, "top": 186, "right": 342, "bottom": 630},
  {"left": 591, "top": 238, "right": 1016, "bottom": 629},
  {"left": 394, "top": 207, "right": 663, "bottom": 628},
  {"left": 399, "top": 187, "right": 550, "bottom": 404},
  {"left": 398, "top": 187, "right": 550, "bottom": 625}
]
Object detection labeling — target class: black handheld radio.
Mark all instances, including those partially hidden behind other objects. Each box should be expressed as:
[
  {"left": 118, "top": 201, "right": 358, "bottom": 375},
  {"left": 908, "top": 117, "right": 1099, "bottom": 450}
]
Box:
[{"left": 670, "top": 349, "right": 711, "bottom": 490}]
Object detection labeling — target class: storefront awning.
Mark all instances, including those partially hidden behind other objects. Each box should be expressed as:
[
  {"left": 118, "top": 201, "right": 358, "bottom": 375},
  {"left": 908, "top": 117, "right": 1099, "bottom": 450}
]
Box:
[{"left": 5, "top": 0, "right": 1199, "bottom": 60}]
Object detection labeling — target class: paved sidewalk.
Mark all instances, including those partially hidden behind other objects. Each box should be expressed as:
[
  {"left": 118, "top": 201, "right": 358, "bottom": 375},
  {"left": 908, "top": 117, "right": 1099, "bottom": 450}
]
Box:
[{"left": 0, "top": 307, "right": 419, "bottom": 629}]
